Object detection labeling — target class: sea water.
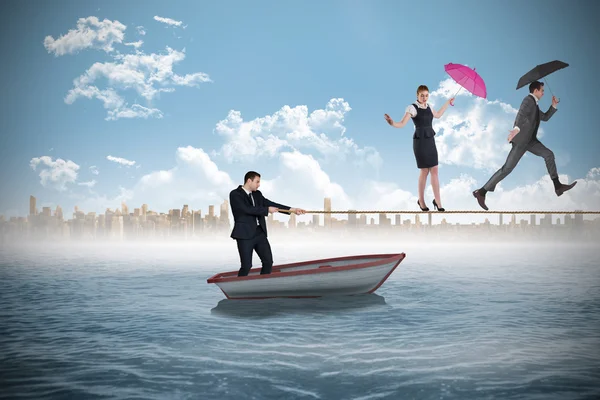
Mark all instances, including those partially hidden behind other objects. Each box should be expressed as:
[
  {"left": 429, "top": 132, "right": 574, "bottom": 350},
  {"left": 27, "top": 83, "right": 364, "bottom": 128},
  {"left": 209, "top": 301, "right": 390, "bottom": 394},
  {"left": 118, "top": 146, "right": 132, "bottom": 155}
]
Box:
[{"left": 1, "top": 240, "right": 599, "bottom": 399}]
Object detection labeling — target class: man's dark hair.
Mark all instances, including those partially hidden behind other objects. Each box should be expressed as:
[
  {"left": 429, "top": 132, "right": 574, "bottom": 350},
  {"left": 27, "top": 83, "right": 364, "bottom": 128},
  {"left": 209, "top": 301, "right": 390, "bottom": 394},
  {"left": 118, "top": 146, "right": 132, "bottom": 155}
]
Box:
[
  {"left": 529, "top": 81, "right": 544, "bottom": 93},
  {"left": 244, "top": 171, "right": 261, "bottom": 183}
]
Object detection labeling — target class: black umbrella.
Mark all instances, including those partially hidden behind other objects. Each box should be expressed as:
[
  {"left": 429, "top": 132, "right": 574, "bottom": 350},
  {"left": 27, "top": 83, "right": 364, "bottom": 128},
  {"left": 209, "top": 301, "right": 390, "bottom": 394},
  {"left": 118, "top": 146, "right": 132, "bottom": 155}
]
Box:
[{"left": 516, "top": 60, "right": 569, "bottom": 97}]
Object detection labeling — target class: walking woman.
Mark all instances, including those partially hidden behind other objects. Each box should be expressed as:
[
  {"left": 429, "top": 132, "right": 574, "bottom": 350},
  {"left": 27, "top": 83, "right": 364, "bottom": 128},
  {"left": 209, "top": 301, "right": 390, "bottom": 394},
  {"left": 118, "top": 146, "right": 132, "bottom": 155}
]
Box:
[{"left": 384, "top": 85, "right": 454, "bottom": 211}]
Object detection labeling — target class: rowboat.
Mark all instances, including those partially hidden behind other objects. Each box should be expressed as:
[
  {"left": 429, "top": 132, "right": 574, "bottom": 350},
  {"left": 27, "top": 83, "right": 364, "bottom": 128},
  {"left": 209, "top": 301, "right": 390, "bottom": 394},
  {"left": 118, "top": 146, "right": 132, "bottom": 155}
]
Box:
[{"left": 206, "top": 253, "right": 406, "bottom": 299}]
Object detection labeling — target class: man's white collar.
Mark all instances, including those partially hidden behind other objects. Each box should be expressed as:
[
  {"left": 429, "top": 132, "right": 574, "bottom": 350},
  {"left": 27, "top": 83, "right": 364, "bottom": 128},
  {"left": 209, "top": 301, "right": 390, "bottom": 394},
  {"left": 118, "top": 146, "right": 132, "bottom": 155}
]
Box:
[{"left": 529, "top": 93, "right": 539, "bottom": 104}]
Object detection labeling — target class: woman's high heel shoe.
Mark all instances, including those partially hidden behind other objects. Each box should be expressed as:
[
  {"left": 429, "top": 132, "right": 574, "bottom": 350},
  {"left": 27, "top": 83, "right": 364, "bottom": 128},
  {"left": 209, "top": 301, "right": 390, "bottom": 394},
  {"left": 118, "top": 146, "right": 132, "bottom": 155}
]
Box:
[
  {"left": 433, "top": 199, "right": 445, "bottom": 212},
  {"left": 417, "top": 200, "right": 429, "bottom": 211}
]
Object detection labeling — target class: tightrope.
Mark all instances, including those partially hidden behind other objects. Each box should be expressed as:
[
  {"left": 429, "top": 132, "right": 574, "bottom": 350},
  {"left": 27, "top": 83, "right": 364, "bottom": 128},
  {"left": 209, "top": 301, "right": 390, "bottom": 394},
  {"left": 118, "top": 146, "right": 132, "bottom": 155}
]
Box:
[{"left": 276, "top": 209, "right": 600, "bottom": 215}]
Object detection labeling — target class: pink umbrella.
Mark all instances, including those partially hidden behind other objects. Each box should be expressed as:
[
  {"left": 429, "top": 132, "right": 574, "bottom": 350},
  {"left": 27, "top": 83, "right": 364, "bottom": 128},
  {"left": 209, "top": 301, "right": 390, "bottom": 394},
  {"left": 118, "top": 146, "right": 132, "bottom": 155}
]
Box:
[{"left": 444, "top": 63, "right": 487, "bottom": 105}]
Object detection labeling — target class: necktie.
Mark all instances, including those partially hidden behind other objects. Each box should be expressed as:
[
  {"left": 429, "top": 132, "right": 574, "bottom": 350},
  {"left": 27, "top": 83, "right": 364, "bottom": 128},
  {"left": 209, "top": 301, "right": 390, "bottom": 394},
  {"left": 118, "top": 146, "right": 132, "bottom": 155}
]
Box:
[{"left": 249, "top": 192, "right": 259, "bottom": 225}]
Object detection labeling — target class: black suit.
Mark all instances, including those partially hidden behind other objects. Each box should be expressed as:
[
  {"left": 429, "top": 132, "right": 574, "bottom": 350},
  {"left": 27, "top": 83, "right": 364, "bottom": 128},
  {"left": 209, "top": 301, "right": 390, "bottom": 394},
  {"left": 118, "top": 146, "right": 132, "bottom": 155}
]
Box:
[
  {"left": 483, "top": 94, "right": 558, "bottom": 192},
  {"left": 229, "top": 185, "right": 290, "bottom": 276}
]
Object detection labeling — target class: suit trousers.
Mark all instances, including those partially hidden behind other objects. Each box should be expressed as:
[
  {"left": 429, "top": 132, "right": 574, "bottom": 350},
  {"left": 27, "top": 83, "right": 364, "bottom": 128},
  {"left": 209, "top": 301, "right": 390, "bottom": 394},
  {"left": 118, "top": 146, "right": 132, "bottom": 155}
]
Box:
[
  {"left": 483, "top": 139, "right": 558, "bottom": 192},
  {"left": 236, "top": 225, "right": 274, "bottom": 276}
]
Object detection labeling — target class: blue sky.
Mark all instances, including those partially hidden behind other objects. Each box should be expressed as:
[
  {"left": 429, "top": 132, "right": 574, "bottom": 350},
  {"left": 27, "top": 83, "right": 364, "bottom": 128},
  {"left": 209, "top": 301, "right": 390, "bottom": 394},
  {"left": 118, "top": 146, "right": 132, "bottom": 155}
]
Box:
[{"left": 1, "top": 0, "right": 599, "bottom": 222}]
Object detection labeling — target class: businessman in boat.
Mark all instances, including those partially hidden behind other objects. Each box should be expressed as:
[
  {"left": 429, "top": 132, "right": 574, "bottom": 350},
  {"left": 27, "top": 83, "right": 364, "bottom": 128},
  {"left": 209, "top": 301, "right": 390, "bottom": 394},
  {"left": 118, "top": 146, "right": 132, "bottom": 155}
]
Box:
[{"left": 229, "top": 171, "right": 306, "bottom": 277}]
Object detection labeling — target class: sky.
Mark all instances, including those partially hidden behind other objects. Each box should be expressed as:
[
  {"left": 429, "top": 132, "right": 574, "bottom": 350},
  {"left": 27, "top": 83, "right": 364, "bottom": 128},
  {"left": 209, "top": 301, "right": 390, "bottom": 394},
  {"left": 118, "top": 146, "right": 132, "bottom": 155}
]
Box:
[{"left": 1, "top": 0, "right": 599, "bottom": 225}]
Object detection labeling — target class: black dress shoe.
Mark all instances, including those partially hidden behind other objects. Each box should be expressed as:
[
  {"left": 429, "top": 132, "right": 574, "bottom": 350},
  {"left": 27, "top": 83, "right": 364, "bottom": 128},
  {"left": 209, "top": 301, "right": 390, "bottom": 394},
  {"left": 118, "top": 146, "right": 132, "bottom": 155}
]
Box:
[
  {"left": 555, "top": 181, "right": 577, "bottom": 197},
  {"left": 417, "top": 200, "right": 429, "bottom": 211},
  {"left": 433, "top": 199, "right": 445, "bottom": 212},
  {"left": 472, "top": 190, "right": 488, "bottom": 210}
]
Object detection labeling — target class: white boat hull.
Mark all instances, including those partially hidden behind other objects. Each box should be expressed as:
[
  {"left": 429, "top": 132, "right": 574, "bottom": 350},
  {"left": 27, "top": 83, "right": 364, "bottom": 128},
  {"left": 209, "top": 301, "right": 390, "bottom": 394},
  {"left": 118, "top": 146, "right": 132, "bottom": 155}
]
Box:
[{"left": 207, "top": 253, "right": 405, "bottom": 299}]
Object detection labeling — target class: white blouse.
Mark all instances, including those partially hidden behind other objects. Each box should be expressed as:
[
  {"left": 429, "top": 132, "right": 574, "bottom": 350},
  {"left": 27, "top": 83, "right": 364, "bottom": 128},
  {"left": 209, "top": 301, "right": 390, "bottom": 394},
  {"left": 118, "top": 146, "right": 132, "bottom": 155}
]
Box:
[{"left": 405, "top": 102, "right": 431, "bottom": 118}]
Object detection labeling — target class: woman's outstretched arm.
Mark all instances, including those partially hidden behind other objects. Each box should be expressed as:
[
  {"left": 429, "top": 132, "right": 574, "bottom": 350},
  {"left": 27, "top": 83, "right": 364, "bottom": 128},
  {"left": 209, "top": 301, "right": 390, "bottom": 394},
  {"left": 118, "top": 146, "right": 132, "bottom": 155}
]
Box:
[
  {"left": 432, "top": 97, "right": 455, "bottom": 118},
  {"left": 384, "top": 112, "right": 412, "bottom": 128}
]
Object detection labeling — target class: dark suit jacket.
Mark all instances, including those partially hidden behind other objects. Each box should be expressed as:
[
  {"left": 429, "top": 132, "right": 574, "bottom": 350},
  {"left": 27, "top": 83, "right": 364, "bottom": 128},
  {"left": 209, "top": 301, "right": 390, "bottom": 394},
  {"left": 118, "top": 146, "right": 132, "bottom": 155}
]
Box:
[
  {"left": 229, "top": 185, "right": 290, "bottom": 239},
  {"left": 511, "top": 94, "right": 557, "bottom": 145}
]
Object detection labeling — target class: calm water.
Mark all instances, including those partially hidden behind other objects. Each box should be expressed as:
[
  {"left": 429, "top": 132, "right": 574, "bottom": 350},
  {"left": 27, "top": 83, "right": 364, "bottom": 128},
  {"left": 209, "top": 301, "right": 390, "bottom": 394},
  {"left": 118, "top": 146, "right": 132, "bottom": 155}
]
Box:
[{"left": 1, "top": 240, "right": 599, "bottom": 400}]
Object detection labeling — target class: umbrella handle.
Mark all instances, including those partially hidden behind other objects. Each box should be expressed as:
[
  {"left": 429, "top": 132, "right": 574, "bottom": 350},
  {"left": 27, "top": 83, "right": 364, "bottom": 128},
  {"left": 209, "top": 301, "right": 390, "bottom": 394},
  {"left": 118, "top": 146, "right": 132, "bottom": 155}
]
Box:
[
  {"left": 451, "top": 86, "right": 463, "bottom": 105},
  {"left": 543, "top": 77, "right": 557, "bottom": 99}
]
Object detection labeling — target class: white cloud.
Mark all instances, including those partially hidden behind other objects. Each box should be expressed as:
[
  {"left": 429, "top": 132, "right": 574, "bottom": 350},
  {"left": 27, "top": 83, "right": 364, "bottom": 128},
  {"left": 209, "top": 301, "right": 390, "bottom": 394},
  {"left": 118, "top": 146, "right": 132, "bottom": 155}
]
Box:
[
  {"left": 424, "top": 78, "right": 517, "bottom": 171},
  {"left": 215, "top": 110, "right": 291, "bottom": 162},
  {"left": 78, "top": 180, "right": 97, "bottom": 188},
  {"left": 44, "top": 16, "right": 126, "bottom": 56},
  {"left": 65, "top": 86, "right": 122, "bottom": 109},
  {"left": 587, "top": 167, "right": 600, "bottom": 180},
  {"left": 46, "top": 16, "right": 209, "bottom": 120},
  {"left": 171, "top": 72, "right": 213, "bottom": 86},
  {"left": 337, "top": 137, "right": 383, "bottom": 170},
  {"left": 83, "top": 146, "right": 351, "bottom": 222},
  {"left": 270, "top": 150, "right": 353, "bottom": 211},
  {"left": 69, "top": 186, "right": 134, "bottom": 215},
  {"left": 30, "top": 156, "right": 79, "bottom": 191},
  {"left": 356, "top": 181, "right": 417, "bottom": 211},
  {"left": 214, "top": 98, "right": 382, "bottom": 171},
  {"left": 65, "top": 144, "right": 349, "bottom": 222},
  {"left": 154, "top": 16, "right": 183, "bottom": 27},
  {"left": 308, "top": 98, "right": 352, "bottom": 136},
  {"left": 126, "top": 146, "right": 235, "bottom": 212},
  {"left": 107, "top": 104, "right": 163, "bottom": 121},
  {"left": 89, "top": 166, "right": 99, "bottom": 175},
  {"left": 175, "top": 146, "right": 234, "bottom": 188},
  {"left": 434, "top": 98, "right": 515, "bottom": 171},
  {"left": 140, "top": 170, "right": 174, "bottom": 188},
  {"left": 64, "top": 46, "right": 210, "bottom": 120},
  {"left": 124, "top": 40, "right": 143, "bottom": 49},
  {"left": 64, "top": 85, "right": 164, "bottom": 121},
  {"left": 107, "top": 155, "right": 136, "bottom": 166}
]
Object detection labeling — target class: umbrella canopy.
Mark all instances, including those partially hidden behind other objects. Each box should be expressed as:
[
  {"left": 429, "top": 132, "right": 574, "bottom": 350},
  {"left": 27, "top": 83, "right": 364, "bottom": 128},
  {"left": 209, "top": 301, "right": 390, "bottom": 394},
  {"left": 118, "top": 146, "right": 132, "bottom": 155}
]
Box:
[
  {"left": 444, "top": 63, "right": 487, "bottom": 99},
  {"left": 516, "top": 60, "right": 569, "bottom": 90}
]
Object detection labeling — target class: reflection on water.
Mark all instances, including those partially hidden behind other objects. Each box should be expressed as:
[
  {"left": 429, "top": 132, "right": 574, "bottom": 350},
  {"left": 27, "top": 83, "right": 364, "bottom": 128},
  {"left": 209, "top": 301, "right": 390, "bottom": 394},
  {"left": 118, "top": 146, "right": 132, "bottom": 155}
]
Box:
[{"left": 211, "top": 293, "right": 388, "bottom": 318}]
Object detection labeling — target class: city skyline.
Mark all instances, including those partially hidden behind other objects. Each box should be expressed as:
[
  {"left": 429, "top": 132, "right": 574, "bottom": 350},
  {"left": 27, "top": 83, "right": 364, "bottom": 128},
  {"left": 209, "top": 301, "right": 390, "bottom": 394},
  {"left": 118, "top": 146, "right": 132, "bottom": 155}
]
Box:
[{"left": 1, "top": 194, "right": 597, "bottom": 244}]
